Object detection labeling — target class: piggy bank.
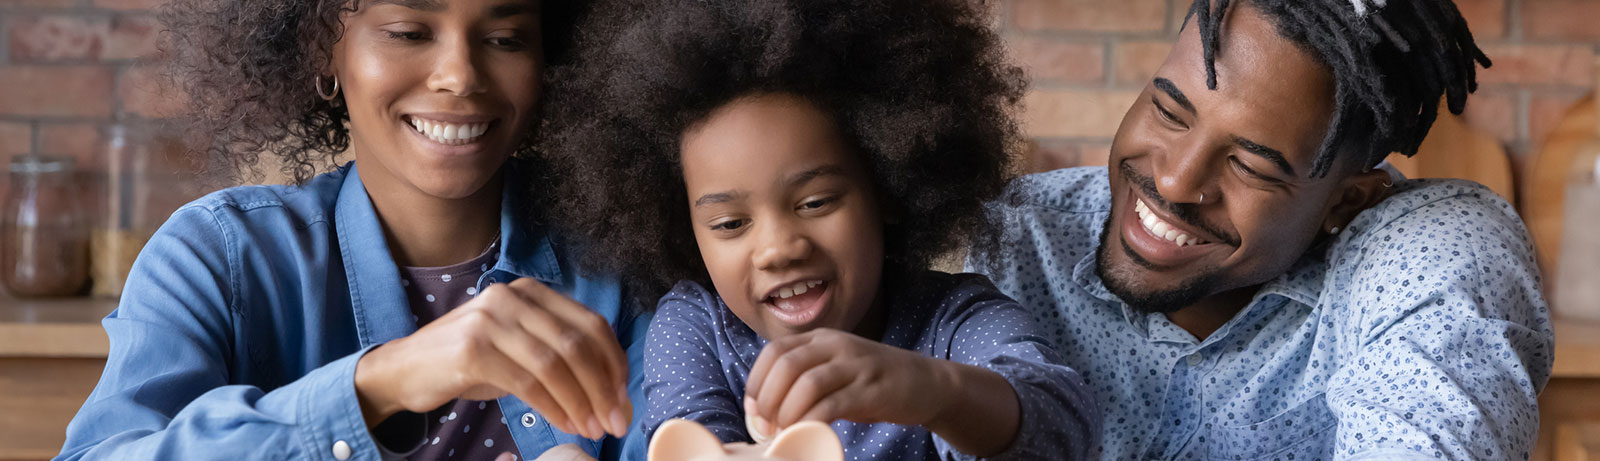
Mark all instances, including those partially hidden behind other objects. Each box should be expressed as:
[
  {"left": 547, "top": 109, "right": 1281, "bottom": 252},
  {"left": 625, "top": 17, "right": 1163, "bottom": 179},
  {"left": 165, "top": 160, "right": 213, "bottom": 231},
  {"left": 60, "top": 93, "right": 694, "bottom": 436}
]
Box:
[{"left": 647, "top": 419, "right": 843, "bottom": 461}]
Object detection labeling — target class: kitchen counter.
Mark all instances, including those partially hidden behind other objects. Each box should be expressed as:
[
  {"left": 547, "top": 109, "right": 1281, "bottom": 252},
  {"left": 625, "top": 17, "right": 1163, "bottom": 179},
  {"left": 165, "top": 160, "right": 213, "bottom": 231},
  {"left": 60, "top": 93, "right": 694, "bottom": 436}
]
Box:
[{"left": 0, "top": 295, "right": 115, "bottom": 461}]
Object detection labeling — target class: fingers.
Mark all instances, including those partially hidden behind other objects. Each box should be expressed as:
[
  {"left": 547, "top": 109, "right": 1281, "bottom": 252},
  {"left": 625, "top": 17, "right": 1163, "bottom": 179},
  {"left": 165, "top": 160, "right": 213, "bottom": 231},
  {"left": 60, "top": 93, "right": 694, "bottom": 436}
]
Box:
[
  {"left": 500, "top": 280, "right": 629, "bottom": 437},
  {"left": 512, "top": 279, "right": 629, "bottom": 389},
  {"left": 774, "top": 362, "right": 856, "bottom": 428},
  {"left": 748, "top": 335, "right": 835, "bottom": 429},
  {"left": 745, "top": 332, "right": 818, "bottom": 403},
  {"left": 460, "top": 338, "right": 578, "bottom": 435}
]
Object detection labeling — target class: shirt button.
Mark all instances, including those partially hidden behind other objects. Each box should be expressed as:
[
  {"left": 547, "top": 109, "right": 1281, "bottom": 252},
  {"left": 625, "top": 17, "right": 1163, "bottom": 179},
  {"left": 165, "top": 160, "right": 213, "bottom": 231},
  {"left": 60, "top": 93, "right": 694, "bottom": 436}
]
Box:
[
  {"left": 521, "top": 412, "right": 538, "bottom": 427},
  {"left": 1186, "top": 352, "right": 1204, "bottom": 366},
  {"left": 331, "top": 440, "right": 351, "bottom": 460}
]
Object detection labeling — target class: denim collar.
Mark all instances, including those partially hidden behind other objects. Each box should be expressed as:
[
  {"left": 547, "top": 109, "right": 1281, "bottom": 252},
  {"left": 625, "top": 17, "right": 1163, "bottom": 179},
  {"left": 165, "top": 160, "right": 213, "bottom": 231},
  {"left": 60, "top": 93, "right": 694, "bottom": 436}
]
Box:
[{"left": 333, "top": 161, "right": 564, "bottom": 347}]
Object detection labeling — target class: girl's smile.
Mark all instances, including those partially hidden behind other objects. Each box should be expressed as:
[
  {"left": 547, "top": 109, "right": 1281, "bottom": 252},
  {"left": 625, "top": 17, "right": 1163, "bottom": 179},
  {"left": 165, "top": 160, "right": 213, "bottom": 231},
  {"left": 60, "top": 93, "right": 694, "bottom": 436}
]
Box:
[{"left": 679, "top": 93, "right": 887, "bottom": 340}]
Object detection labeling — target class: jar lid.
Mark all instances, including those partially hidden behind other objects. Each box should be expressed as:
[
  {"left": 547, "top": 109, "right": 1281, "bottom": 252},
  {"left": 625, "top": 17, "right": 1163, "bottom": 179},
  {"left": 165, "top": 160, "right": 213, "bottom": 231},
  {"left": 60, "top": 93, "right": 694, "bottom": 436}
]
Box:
[{"left": 9, "top": 155, "right": 74, "bottom": 174}]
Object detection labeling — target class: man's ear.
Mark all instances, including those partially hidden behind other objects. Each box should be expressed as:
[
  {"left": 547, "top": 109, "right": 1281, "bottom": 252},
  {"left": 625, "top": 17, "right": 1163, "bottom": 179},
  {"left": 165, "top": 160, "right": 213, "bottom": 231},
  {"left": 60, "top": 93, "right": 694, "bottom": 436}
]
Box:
[{"left": 1321, "top": 167, "right": 1393, "bottom": 233}]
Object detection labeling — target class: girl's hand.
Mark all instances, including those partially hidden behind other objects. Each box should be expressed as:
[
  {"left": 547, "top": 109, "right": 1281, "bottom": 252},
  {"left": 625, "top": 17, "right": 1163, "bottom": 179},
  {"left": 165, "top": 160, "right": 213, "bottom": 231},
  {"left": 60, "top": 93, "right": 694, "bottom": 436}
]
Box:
[
  {"left": 743, "top": 328, "right": 1022, "bottom": 457},
  {"left": 743, "top": 329, "right": 951, "bottom": 432},
  {"left": 353, "top": 278, "right": 631, "bottom": 440}
]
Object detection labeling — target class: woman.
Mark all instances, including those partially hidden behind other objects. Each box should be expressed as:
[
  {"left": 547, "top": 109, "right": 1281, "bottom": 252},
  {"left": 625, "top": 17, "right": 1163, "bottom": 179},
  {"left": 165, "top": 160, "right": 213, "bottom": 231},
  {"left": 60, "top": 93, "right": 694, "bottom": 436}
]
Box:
[{"left": 54, "top": 0, "right": 650, "bottom": 460}]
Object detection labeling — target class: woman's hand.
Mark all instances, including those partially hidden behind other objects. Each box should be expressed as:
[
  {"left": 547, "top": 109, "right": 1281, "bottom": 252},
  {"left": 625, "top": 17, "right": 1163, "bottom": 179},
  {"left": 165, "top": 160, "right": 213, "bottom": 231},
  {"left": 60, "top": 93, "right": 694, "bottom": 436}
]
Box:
[
  {"left": 743, "top": 328, "right": 1021, "bottom": 457},
  {"left": 354, "top": 278, "right": 631, "bottom": 440}
]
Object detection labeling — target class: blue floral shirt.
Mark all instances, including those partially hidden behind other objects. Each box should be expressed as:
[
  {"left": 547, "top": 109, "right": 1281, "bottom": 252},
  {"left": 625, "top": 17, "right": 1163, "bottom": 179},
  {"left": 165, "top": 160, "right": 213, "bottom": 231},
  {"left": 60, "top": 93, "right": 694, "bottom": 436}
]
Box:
[
  {"left": 965, "top": 167, "right": 1553, "bottom": 460},
  {"left": 641, "top": 271, "right": 1100, "bottom": 460}
]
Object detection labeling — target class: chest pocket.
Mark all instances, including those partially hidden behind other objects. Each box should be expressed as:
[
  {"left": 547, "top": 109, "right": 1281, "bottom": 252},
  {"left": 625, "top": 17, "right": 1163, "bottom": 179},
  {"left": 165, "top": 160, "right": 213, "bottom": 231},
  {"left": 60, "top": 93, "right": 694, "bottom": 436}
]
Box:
[{"left": 1199, "top": 393, "right": 1337, "bottom": 460}]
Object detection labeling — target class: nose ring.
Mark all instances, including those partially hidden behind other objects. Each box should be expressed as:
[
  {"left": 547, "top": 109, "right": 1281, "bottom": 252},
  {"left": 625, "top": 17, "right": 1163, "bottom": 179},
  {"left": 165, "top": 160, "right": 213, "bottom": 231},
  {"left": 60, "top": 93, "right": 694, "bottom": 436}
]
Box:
[{"left": 1197, "top": 193, "right": 1205, "bottom": 203}]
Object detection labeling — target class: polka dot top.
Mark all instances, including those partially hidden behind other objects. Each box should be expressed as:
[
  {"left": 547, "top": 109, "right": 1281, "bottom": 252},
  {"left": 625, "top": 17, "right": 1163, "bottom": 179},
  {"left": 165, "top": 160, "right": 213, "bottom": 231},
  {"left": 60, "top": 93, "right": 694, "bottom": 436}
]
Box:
[
  {"left": 399, "top": 242, "right": 521, "bottom": 461},
  {"left": 964, "top": 167, "right": 1554, "bottom": 460},
  {"left": 640, "top": 270, "right": 1100, "bottom": 460}
]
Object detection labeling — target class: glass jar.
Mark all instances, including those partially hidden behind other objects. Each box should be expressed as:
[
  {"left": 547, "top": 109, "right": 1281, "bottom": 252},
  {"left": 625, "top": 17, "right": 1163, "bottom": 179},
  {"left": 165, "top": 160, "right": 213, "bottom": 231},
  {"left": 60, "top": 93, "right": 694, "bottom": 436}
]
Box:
[{"left": 1, "top": 155, "right": 90, "bottom": 297}]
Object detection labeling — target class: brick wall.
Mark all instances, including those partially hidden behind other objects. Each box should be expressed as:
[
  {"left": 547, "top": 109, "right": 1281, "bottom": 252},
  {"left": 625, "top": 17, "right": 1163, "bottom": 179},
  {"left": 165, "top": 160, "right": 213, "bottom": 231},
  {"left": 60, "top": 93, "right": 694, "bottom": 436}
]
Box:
[
  {"left": 0, "top": 0, "right": 1592, "bottom": 181},
  {"left": 999, "top": 0, "right": 1600, "bottom": 181},
  {"left": 0, "top": 0, "right": 170, "bottom": 171}
]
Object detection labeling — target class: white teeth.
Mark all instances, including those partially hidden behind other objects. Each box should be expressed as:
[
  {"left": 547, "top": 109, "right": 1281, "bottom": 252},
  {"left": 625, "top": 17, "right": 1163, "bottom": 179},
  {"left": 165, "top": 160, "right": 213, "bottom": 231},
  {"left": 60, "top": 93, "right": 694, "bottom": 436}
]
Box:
[
  {"left": 408, "top": 117, "right": 491, "bottom": 145},
  {"left": 773, "top": 280, "right": 821, "bottom": 300},
  {"left": 1133, "top": 198, "right": 1208, "bottom": 246}
]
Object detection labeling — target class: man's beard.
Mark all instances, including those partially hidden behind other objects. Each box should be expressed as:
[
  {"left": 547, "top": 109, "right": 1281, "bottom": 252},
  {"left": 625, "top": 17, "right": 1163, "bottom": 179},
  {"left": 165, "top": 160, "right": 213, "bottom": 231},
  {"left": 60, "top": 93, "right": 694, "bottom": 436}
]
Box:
[{"left": 1094, "top": 212, "right": 1224, "bottom": 314}]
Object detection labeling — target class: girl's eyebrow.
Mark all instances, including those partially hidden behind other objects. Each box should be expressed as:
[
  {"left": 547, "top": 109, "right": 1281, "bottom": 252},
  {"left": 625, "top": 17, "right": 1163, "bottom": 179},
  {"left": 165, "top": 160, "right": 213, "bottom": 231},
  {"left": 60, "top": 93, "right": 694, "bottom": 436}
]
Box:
[
  {"left": 694, "top": 191, "right": 746, "bottom": 208},
  {"left": 785, "top": 165, "right": 845, "bottom": 187}
]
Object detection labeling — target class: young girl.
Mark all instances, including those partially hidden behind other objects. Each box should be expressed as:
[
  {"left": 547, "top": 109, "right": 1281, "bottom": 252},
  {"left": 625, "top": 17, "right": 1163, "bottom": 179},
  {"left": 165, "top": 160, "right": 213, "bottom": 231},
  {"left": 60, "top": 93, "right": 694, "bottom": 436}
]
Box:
[
  {"left": 57, "top": 1, "right": 652, "bottom": 460},
  {"left": 542, "top": 0, "right": 1099, "bottom": 458}
]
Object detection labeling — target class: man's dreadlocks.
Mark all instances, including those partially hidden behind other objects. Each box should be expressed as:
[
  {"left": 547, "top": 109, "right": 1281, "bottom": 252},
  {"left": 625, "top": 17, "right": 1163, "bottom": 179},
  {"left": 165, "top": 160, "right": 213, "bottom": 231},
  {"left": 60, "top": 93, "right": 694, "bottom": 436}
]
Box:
[{"left": 1189, "top": 0, "right": 1491, "bottom": 177}]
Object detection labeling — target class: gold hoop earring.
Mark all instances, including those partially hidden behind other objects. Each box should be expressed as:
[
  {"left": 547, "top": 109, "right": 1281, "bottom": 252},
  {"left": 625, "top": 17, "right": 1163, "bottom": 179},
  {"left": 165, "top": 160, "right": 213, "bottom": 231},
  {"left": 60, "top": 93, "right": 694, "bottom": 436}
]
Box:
[{"left": 315, "top": 75, "right": 340, "bottom": 101}]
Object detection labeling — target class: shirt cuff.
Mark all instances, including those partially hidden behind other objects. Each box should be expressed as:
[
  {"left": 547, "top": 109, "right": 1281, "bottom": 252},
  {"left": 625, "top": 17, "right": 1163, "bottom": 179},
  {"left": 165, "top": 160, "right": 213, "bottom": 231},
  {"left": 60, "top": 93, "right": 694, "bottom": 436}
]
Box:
[{"left": 258, "top": 344, "right": 388, "bottom": 461}]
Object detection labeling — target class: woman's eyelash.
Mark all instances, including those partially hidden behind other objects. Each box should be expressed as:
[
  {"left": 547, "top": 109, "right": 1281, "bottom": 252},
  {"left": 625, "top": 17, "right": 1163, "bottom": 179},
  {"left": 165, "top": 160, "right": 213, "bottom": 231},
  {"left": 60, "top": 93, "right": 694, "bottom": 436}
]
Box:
[{"left": 384, "top": 31, "right": 425, "bottom": 41}]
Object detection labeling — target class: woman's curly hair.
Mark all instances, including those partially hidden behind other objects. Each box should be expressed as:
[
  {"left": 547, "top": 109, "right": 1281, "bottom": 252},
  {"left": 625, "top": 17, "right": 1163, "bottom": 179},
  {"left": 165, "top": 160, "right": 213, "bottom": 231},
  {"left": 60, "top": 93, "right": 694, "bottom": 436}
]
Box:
[
  {"left": 159, "top": 0, "right": 587, "bottom": 184},
  {"left": 542, "top": 0, "right": 1026, "bottom": 304}
]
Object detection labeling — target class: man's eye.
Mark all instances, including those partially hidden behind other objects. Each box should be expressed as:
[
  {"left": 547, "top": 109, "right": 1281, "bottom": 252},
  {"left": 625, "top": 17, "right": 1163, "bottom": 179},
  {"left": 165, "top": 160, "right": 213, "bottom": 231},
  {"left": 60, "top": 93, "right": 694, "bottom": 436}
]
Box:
[
  {"left": 1229, "top": 157, "right": 1276, "bottom": 182},
  {"left": 1154, "top": 99, "right": 1185, "bottom": 127}
]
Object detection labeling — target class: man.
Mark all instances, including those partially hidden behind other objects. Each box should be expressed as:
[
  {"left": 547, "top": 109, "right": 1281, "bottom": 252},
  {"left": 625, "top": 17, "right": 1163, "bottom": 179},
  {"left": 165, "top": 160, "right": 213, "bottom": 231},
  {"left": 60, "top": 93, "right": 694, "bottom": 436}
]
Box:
[{"left": 967, "top": 0, "right": 1553, "bottom": 459}]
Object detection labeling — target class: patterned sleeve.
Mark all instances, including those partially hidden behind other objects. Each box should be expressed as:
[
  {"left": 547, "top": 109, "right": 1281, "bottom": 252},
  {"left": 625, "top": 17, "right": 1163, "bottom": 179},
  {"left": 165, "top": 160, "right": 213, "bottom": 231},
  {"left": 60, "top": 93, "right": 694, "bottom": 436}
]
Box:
[
  {"left": 933, "top": 276, "right": 1101, "bottom": 460},
  {"left": 640, "top": 282, "right": 750, "bottom": 445},
  {"left": 1325, "top": 187, "right": 1553, "bottom": 460}
]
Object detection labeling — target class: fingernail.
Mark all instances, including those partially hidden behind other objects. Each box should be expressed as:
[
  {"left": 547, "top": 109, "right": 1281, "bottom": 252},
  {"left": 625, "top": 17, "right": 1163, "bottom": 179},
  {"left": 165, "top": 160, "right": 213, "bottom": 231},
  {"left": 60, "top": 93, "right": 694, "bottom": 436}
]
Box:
[
  {"left": 588, "top": 418, "right": 605, "bottom": 439},
  {"left": 609, "top": 409, "right": 629, "bottom": 436},
  {"left": 744, "top": 396, "right": 756, "bottom": 415}
]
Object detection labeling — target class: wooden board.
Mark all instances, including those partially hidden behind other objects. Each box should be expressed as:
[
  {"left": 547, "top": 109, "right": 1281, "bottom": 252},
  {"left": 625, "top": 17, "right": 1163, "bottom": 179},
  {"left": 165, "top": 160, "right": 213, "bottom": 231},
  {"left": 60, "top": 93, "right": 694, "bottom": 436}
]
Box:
[
  {"left": 1525, "top": 94, "right": 1598, "bottom": 282},
  {"left": 0, "top": 358, "right": 105, "bottom": 461}
]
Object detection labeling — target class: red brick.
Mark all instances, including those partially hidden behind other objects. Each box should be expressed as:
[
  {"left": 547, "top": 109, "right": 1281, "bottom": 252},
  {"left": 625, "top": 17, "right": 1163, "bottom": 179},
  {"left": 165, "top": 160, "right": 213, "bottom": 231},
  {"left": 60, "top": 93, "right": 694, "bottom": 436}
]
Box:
[
  {"left": 1529, "top": 90, "right": 1590, "bottom": 147},
  {"left": 1456, "top": 89, "right": 1516, "bottom": 145},
  {"left": 1008, "top": 38, "right": 1104, "bottom": 84},
  {"left": 1012, "top": 0, "right": 1168, "bottom": 33},
  {"left": 37, "top": 123, "right": 106, "bottom": 171},
  {"left": 1455, "top": 0, "right": 1506, "bottom": 40},
  {"left": 118, "top": 66, "right": 189, "bottom": 118},
  {"left": 7, "top": 16, "right": 110, "bottom": 62},
  {"left": 0, "top": 122, "right": 32, "bottom": 158},
  {"left": 92, "top": 0, "right": 167, "bottom": 10},
  {"left": 1113, "top": 40, "right": 1172, "bottom": 86},
  {"left": 0, "top": 0, "right": 77, "bottom": 7},
  {"left": 1021, "top": 89, "right": 1140, "bottom": 138},
  {"left": 1025, "top": 139, "right": 1111, "bottom": 172},
  {"left": 104, "top": 15, "right": 162, "bottom": 60},
  {"left": 0, "top": 67, "right": 114, "bottom": 117},
  {"left": 1523, "top": 1, "right": 1600, "bottom": 40},
  {"left": 1478, "top": 45, "right": 1595, "bottom": 87}
]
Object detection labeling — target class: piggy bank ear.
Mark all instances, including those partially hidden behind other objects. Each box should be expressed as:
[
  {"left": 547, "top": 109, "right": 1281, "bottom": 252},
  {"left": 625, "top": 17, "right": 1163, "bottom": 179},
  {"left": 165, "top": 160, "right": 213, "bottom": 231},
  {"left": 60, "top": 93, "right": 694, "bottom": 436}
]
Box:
[
  {"left": 649, "top": 419, "right": 727, "bottom": 461},
  {"left": 762, "top": 421, "right": 843, "bottom": 461}
]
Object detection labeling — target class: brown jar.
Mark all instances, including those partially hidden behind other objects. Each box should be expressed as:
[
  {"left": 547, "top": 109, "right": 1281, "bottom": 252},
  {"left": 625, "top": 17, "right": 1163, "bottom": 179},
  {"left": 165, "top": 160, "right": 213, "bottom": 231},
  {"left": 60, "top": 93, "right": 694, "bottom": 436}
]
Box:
[{"left": 1, "top": 155, "right": 89, "bottom": 297}]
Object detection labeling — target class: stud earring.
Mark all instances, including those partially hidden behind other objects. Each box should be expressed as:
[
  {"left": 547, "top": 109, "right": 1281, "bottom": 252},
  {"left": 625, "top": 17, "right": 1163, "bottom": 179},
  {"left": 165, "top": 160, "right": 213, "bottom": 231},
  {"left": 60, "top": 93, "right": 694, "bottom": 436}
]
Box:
[
  {"left": 315, "top": 75, "right": 340, "bottom": 101},
  {"left": 1329, "top": 226, "right": 1342, "bottom": 234}
]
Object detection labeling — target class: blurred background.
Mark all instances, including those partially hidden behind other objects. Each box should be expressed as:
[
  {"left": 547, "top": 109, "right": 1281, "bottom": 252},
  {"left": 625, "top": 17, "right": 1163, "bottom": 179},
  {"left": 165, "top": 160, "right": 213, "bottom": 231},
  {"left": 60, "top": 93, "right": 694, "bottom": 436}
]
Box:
[{"left": 0, "top": 0, "right": 1596, "bottom": 460}]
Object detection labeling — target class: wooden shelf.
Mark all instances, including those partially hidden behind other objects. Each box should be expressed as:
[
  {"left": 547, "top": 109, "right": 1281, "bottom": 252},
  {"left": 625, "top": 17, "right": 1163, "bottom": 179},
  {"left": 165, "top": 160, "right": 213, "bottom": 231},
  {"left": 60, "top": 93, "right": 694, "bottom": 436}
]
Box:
[
  {"left": 0, "top": 294, "right": 116, "bottom": 359},
  {"left": 1556, "top": 316, "right": 1600, "bottom": 379}
]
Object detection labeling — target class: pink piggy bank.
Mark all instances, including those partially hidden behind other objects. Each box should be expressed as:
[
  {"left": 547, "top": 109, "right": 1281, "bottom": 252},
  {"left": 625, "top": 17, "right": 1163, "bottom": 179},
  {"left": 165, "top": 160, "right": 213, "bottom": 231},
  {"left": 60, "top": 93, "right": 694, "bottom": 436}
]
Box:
[{"left": 648, "top": 419, "right": 844, "bottom": 461}]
